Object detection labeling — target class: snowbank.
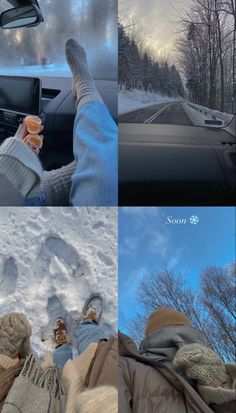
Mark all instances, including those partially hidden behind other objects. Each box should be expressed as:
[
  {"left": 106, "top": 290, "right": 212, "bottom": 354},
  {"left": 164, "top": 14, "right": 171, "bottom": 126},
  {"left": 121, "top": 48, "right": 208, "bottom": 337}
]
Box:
[
  {"left": 119, "top": 88, "right": 181, "bottom": 115},
  {"left": 0, "top": 63, "right": 71, "bottom": 78},
  {"left": 182, "top": 102, "right": 233, "bottom": 127},
  {"left": 0, "top": 207, "right": 117, "bottom": 357},
  {"left": 0, "top": 47, "right": 117, "bottom": 80}
]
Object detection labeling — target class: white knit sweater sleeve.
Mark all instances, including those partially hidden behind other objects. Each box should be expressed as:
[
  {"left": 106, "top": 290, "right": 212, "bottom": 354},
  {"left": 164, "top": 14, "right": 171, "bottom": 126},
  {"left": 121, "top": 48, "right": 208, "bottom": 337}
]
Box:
[{"left": 0, "top": 137, "right": 43, "bottom": 197}]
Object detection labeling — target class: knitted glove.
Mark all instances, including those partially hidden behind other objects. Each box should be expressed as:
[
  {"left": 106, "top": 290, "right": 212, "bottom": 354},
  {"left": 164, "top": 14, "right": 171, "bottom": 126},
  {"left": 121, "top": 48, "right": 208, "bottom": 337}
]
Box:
[
  {"left": 173, "top": 343, "right": 231, "bottom": 388},
  {"left": 0, "top": 313, "right": 32, "bottom": 359}
]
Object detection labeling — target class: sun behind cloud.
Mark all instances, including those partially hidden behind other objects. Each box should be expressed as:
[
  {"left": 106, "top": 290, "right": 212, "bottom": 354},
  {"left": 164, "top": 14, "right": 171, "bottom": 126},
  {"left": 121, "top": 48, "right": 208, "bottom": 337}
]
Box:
[{"left": 119, "top": 0, "right": 186, "bottom": 63}]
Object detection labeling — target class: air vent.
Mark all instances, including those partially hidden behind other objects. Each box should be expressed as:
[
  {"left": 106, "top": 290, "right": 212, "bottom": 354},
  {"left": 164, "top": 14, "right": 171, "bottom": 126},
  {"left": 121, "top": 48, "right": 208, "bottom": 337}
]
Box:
[
  {"left": 42, "top": 88, "right": 60, "bottom": 99},
  {"left": 222, "top": 141, "right": 236, "bottom": 146}
]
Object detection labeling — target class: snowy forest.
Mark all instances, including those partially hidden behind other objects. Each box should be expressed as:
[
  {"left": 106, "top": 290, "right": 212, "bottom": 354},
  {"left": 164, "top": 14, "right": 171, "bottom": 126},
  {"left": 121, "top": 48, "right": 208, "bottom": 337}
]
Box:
[
  {"left": 119, "top": 0, "right": 235, "bottom": 114},
  {"left": 119, "top": 22, "right": 185, "bottom": 98},
  {"left": 177, "top": 0, "right": 235, "bottom": 114},
  {"left": 0, "top": 0, "right": 117, "bottom": 78}
]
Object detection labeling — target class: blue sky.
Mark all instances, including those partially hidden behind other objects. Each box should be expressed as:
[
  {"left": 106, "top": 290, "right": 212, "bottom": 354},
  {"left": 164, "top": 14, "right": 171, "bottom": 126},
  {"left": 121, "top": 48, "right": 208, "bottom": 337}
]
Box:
[{"left": 119, "top": 207, "right": 235, "bottom": 331}]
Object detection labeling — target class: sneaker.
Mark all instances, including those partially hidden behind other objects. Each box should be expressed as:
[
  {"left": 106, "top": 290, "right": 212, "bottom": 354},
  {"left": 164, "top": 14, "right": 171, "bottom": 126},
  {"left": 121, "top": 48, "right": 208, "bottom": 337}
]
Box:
[
  {"left": 83, "top": 294, "right": 103, "bottom": 324},
  {"left": 53, "top": 318, "right": 68, "bottom": 346}
]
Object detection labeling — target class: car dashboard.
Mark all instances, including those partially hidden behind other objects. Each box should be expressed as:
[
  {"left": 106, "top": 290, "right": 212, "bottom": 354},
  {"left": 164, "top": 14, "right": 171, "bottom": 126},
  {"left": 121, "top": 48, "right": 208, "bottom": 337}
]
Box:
[{"left": 119, "top": 123, "right": 236, "bottom": 205}]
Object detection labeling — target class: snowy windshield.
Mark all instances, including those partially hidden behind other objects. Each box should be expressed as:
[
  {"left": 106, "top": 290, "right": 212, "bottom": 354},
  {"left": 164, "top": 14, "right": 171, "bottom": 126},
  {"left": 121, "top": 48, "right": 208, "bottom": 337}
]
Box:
[
  {"left": 0, "top": 0, "right": 117, "bottom": 80},
  {"left": 118, "top": 0, "right": 235, "bottom": 127}
]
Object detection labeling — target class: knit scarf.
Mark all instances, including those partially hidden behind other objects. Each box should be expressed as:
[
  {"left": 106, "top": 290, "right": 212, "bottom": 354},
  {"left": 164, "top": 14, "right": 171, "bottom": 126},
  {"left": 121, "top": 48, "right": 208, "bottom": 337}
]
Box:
[
  {"left": 1, "top": 355, "right": 66, "bottom": 413},
  {"left": 0, "top": 363, "right": 23, "bottom": 412},
  {"left": 140, "top": 325, "right": 208, "bottom": 369}
]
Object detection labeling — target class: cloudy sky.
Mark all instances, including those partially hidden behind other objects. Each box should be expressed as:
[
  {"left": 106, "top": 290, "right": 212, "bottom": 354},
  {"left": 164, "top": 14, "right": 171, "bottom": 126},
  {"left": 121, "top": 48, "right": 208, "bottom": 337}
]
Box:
[
  {"left": 119, "top": 0, "right": 187, "bottom": 62},
  {"left": 119, "top": 207, "right": 235, "bottom": 332}
]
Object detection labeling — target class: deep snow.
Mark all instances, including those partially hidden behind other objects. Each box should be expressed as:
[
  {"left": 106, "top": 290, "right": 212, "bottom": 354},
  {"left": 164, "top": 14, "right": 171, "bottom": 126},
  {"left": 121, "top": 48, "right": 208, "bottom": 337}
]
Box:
[
  {"left": 0, "top": 207, "right": 117, "bottom": 357},
  {"left": 119, "top": 88, "right": 181, "bottom": 115}
]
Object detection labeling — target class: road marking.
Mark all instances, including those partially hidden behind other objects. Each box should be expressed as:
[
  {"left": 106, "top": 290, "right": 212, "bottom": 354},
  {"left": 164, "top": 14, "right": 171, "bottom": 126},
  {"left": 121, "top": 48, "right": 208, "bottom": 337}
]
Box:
[{"left": 144, "top": 103, "right": 174, "bottom": 124}]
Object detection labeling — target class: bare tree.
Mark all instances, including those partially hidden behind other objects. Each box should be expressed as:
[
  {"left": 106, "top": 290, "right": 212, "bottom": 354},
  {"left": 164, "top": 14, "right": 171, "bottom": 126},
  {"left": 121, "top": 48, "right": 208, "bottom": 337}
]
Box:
[
  {"left": 200, "top": 263, "right": 236, "bottom": 361},
  {"left": 195, "top": 0, "right": 236, "bottom": 111},
  {"left": 177, "top": 0, "right": 235, "bottom": 112},
  {"left": 126, "top": 313, "right": 149, "bottom": 345},
  {"left": 128, "top": 264, "right": 235, "bottom": 362}
]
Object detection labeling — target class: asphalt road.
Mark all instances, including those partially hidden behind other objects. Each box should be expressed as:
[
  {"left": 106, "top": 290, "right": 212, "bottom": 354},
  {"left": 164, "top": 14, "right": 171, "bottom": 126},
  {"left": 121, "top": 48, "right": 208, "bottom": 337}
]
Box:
[{"left": 119, "top": 102, "right": 193, "bottom": 126}]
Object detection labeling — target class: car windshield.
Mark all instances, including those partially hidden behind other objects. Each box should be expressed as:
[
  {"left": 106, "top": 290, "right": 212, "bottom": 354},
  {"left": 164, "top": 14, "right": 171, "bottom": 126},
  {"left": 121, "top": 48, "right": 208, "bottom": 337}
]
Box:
[
  {"left": 118, "top": 0, "right": 235, "bottom": 127},
  {"left": 0, "top": 0, "right": 117, "bottom": 80}
]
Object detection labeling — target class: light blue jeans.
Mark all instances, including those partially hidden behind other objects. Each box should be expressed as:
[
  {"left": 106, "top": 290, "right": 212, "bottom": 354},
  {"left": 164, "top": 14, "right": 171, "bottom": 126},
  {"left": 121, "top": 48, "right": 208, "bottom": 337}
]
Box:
[
  {"left": 24, "top": 101, "right": 117, "bottom": 206},
  {"left": 53, "top": 320, "right": 110, "bottom": 368}
]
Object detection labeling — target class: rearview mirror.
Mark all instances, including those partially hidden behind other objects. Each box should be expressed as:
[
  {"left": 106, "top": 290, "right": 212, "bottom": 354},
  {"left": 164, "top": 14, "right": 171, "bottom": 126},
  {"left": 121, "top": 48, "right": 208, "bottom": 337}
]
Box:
[{"left": 0, "top": 4, "right": 43, "bottom": 29}]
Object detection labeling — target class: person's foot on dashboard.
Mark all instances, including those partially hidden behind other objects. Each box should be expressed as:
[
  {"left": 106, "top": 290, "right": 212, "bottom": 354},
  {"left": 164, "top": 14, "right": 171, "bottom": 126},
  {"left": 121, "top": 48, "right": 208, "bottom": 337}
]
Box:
[{"left": 65, "top": 38, "right": 103, "bottom": 110}]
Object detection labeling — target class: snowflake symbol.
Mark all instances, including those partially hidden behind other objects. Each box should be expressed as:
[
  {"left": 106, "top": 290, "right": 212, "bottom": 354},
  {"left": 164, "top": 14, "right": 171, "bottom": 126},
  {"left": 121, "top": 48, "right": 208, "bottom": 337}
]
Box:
[{"left": 189, "top": 215, "right": 199, "bottom": 225}]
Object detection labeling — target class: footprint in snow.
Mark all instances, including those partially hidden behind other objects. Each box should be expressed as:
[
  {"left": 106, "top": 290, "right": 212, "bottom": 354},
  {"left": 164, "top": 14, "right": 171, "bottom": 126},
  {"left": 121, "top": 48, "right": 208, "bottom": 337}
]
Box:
[
  {"left": 0, "top": 257, "right": 18, "bottom": 298},
  {"left": 34, "top": 235, "right": 87, "bottom": 283}
]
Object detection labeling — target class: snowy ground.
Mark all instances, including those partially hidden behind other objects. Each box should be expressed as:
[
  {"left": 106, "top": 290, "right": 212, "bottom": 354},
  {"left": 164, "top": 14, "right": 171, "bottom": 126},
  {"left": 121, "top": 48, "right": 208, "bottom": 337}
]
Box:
[
  {"left": 0, "top": 207, "right": 117, "bottom": 358},
  {"left": 119, "top": 88, "right": 181, "bottom": 115},
  {"left": 0, "top": 46, "right": 117, "bottom": 80},
  {"left": 0, "top": 63, "right": 71, "bottom": 78},
  {"left": 0, "top": 62, "right": 115, "bottom": 80},
  {"left": 182, "top": 102, "right": 233, "bottom": 127}
]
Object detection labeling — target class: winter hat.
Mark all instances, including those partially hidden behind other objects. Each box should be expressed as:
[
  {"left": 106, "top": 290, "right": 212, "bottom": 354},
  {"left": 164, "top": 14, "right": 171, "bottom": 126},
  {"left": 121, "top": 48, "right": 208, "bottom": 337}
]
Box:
[
  {"left": 0, "top": 313, "right": 32, "bottom": 359},
  {"left": 145, "top": 307, "right": 192, "bottom": 337},
  {"left": 173, "top": 343, "right": 231, "bottom": 388}
]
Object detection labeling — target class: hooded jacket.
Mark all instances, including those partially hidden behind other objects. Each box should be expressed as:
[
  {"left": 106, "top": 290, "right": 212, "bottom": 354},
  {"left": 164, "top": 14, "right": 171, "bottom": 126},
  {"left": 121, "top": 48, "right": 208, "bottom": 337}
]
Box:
[{"left": 119, "top": 327, "right": 218, "bottom": 413}]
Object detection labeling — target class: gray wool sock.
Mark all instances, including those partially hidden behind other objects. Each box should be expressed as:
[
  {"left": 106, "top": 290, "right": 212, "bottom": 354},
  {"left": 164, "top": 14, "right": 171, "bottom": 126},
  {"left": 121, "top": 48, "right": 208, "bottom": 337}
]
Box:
[
  {"left": 42, "top": 161, "right": 76, "bottom": 206},
  {"left": 65, "top": 38, "right": 103, "bottom": 110}
]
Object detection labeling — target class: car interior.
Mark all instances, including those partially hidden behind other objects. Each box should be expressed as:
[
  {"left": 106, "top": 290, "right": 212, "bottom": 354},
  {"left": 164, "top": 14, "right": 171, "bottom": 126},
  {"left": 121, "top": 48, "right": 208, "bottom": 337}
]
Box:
[
  {"left": 119, "top": 117, "right": 236, "bottom": 206},
  {"left": 0, "top": 75, "right": 117, "bottom": 170},
  {"left": 0, "top": 0, "right": 117, "bottom": 171}
]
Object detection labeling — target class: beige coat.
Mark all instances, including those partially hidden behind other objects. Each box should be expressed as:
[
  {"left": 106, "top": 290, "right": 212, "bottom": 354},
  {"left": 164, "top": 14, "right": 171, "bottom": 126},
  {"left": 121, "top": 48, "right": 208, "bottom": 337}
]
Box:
[{"left": 62, "top": 337, "right": 118, "bottom": 413}]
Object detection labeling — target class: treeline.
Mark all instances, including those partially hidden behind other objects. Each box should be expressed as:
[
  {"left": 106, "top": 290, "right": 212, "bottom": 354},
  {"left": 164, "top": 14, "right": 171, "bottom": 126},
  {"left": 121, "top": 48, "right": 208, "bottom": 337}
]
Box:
[
  {"left": 177, "top": 0, "right": 235, "bottom": 113},
  {"left": 119, "top": 22, "right": 185, "bottom": 98}
]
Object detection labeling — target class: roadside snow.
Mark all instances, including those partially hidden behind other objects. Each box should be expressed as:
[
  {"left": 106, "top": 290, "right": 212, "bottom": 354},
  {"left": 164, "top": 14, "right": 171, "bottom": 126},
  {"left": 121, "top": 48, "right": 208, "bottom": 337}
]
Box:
[
  {"left": 0, "top": 63, "right": 71, "bottom": 78},
  {"left": 0, "top": 207, "right": 117, "bottom": 357},
  {"left": 119, "top": 88, "right": 181, "bottom": 115},
  {"left": 182, "top": 102, "right": 233, "bottom": 127},
  {"left": 182, "top": 102, "right": 212, "bottom": 126}
]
